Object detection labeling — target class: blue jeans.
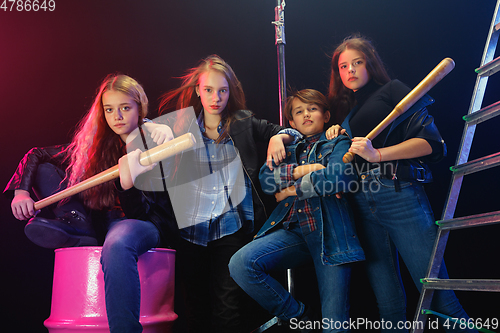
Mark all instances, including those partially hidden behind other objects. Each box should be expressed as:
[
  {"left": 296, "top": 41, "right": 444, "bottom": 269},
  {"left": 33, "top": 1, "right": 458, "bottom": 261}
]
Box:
[
  {"left": 100, "top": 218, "right": 161, "bottom": 333},
  {"left": 351, "top": 168, "right": 475, "bottom": 332},
  {"left": 229, "top": 222, "right": 352, "bottom": 333}
]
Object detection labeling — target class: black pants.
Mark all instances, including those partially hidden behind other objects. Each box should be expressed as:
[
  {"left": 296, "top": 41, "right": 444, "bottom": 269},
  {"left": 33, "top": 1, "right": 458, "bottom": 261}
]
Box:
[{"left": 174, "top": 228, "right": 259, "bottom": 333}]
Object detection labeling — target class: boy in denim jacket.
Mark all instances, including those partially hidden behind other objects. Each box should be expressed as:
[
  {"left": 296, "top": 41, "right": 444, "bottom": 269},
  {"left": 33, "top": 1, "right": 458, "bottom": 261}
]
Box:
[{"left": 229, "top": 89, "right": 364, "bottom": 332}]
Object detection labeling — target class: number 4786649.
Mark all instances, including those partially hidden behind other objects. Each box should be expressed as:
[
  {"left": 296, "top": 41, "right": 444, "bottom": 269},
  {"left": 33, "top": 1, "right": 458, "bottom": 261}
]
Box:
[{"left": 1, "top": 0, "right": 56, "bottom": 12}]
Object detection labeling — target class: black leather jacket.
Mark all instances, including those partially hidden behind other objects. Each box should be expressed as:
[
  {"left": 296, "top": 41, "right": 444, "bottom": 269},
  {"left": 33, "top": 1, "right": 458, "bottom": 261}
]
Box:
[
  {"left": 4, "top": 145, "right": 69, "bottom": 196},
  {"left": 383, "top": 105, "right": 446, "bottom": 183},
  {"left": 228, "top": 110, "right": 283, "bottom": 229}
]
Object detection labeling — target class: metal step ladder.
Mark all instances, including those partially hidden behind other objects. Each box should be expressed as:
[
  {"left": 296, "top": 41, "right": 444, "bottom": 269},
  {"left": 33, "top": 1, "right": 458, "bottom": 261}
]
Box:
[{"left": 411, "top": 1, "right": 500, "bottom": 332}]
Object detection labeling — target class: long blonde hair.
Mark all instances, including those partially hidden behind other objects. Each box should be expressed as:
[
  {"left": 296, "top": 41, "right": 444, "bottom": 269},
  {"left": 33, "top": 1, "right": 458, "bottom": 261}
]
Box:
[
  {"left": 62, "top": 74, "right": 148, "bottom": 210},
  {"left": 159, "top": 55, "right": 246, "bottom": 143}
]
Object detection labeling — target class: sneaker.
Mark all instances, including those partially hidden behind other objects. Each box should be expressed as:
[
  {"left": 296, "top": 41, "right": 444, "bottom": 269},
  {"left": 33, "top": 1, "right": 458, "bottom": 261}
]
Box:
[{"left": 24, "top": 210, "right": 98, "bottom": 249}]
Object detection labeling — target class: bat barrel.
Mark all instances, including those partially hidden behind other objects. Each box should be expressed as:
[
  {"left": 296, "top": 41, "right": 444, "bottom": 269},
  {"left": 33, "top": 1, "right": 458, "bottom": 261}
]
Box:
[{"left": 390, "top": 57, "right": 455, "bottom": 121}]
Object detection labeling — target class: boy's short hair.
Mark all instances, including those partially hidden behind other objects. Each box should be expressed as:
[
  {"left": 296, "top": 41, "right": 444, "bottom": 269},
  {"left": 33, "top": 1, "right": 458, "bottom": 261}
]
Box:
[{"left": 284, "top": 89, "right": 329, "bottom": 121}]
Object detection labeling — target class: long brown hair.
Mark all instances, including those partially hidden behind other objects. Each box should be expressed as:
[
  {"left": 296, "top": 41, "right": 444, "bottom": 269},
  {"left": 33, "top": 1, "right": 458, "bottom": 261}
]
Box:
[
  {"left": 328, "top": 35, "right": 391, "bottom": 124},
  {"left": 62, "top": 74, "right": 148, "bottom": 210},
  {"left": 159, "top": 55, "right": 246, "bottom": 143}
]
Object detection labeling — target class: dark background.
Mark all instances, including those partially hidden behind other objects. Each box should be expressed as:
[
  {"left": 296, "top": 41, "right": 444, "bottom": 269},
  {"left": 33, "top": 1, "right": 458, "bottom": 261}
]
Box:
[{"left": 1, "top": 1, "right": 499, "bottom": 332}]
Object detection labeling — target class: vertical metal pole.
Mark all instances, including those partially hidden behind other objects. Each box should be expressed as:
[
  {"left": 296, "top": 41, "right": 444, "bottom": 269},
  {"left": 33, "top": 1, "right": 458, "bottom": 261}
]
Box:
[
  {"left": 255, "top": 4, "right": 292, "bottom": 331},
  {"left": 273, "top": 0, "right": 294, "bottom": 297},
  {"left": 273, "top": 0, "right": 287, "bottom": 127}
]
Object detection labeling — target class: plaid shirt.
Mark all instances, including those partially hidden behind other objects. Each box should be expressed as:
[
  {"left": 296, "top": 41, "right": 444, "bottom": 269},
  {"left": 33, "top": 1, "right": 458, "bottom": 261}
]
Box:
[
  {"left": 178, "top": 115, "right": 254, "bottom": 246},
  {"left": 280, "top": 133, "right": 322, "bottom": 234}
]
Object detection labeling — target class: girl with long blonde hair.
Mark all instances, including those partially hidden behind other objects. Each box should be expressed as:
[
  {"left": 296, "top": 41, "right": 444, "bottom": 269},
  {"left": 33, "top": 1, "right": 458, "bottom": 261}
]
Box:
[{"left": 159, "top": 55, "right": 298, "bottom": 333}]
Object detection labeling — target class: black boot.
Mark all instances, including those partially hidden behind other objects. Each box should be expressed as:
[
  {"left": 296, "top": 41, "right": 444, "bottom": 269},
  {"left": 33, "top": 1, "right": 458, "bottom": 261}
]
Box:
[
  {"left": 288, "top": 305, "right": 319, "bottom": 333},
  {"left": 24, "top": 210, "right": 97, "bottom": 249}
]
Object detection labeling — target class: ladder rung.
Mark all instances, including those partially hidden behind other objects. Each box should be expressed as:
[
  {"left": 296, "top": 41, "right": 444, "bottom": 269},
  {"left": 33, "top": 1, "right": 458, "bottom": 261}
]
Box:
[
  {"left": 476, "top": 55, "right": 500, "bottom": 77},
  {"left": 463, "top": 100, "right": 500, "bottom": 125},
  {"left": 437, "top": 210, "right": 500, "bottom": 230},
  {"left": 450, "top": 152, "right": 500, "bottom": 175},
  {"left": 421, "top": 278, "right": 500, "bottom": 292}
]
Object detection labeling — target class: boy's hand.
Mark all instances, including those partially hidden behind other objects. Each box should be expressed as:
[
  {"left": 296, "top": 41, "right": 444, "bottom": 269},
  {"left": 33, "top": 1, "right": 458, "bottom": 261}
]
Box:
[
  {"left": 325, "top": 125, "right": 345, "bottom": 140},
  {"left": 11, "top": 189, "right": 38, "bottom": 220},
  {"left": 275, "top": 185, "right": 296, "bottom": 202},
  {"left": 266, "top": 134, "right": 288, "bottom": 170}
]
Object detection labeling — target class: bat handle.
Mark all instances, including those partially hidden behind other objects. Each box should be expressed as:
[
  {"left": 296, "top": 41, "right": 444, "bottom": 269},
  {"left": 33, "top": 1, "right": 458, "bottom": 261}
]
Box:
[{"left": 342, "top": 151, "right": 355, "bottom": 163}]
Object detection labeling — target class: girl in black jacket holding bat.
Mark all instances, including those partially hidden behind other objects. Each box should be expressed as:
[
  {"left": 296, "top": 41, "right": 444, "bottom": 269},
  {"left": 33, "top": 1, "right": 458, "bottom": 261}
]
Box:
[{"left": 5, "top": 74, "right": 177, "bottom": 333}]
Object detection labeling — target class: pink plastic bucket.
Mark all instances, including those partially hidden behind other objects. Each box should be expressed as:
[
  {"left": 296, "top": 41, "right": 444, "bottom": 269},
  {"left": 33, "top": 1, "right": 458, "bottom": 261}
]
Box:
[{"left": 44, "top": 246, "right": 176, "bottom": 332}]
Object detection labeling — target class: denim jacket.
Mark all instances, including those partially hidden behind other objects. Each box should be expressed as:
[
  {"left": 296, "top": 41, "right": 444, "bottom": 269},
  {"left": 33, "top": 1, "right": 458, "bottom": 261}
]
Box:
[{"left": 256, "top": 133, "right": 365, "bottom": 266}]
